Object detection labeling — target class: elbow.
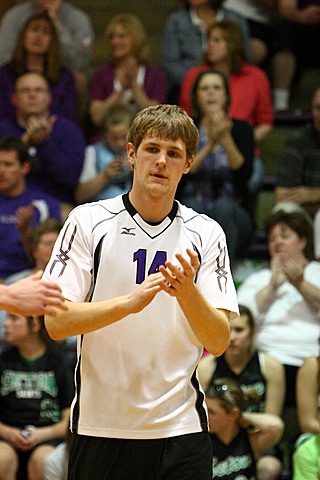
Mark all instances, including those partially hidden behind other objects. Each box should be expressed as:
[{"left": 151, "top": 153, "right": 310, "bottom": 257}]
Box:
[
  {"left": 206, "top": 327, "right": 230, "bottom": 357},
  {"left": 44, "top": 315, "right": 67, "bottom": 341}
]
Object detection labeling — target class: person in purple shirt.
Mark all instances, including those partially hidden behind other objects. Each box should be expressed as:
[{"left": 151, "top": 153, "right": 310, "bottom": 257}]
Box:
[
  {"left": 0, "top": 71, "right": 85, "bottom": 209},
  {"left": 0, "top": 13, "right": 77, "bottom": 123},
  {"left": 0, "top": 136, "right": 61, "bottom": 280},
  {"left": 89, "top": 13, "right": 166, "bottom": 142}
]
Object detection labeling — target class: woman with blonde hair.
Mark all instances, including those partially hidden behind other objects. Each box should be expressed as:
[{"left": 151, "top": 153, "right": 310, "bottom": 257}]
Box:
[
  {"left": 0, "top": 13, "right": 77, "bottom": 122},
  {"left": 89, "top": 13, "right": 166, "bottom": 141}
]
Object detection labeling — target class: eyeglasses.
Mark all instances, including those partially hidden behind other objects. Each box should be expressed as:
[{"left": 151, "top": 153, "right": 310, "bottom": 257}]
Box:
[
  {"left": 15, "top": 87, "right": 48, "bottom": 95},
  {"left": 205, "top": 383, "right": 237, "bottom": 407}
]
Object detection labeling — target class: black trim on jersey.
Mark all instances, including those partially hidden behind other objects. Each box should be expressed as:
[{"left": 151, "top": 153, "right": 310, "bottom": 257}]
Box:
[
  {"left": 191, "top": 368, "right": 208, "bottom": 432},
  {"left": 71, "top": 336, "right": 83, "bottom": 435},
  {"left": 122, "top": 193, "right": 179, "bottom": 223},
  {"left": 71, "top": 237, "right": 106, "bottom": 434},
  {"left": 50, "top": 222, "right": 77, "bottom": 277}
]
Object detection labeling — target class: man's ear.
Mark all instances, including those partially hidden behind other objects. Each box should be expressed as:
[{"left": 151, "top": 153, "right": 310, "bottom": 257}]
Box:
[
  {"left": 183, "top": 155, "right": 194, "bottom": 175},
  {"left": 127, "top": 142, "right": 135, "bottom": 168},
  {"left": 11, "top": 93, "right": 17, "bottom": 108},
  {"left": 22, "top": 162, "right": 31, "bottom": 176}
]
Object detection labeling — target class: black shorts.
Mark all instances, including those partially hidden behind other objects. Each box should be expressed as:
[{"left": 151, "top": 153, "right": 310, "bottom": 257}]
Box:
[{"left": 68, "top": 432, "right": 212, "bottom": 480}]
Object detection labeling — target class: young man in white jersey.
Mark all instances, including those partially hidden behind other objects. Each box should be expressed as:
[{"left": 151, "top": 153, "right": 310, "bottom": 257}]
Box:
[{"left": 43, "top": 104, "right": 239, "bottom": 480}]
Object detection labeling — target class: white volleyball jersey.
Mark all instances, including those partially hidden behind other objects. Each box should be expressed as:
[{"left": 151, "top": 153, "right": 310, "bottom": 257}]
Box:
[{"left": 44, "top": 194, "right": 238, "bottom": 439}]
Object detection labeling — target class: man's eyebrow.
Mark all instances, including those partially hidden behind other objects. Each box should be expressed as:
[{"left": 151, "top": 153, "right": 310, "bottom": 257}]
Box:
[{"left": 143, "top": 141, "right": 184, "bottom": 152}]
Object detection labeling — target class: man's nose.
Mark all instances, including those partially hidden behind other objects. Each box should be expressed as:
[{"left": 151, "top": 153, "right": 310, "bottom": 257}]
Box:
[{"left": 156, "top": 151, "right": 167, "bottom": 164}]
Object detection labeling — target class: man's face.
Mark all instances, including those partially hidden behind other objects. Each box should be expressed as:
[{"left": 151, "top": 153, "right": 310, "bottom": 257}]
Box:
[
  {"left": 0, "top": 150, "right": 29, "bottom": 196},
  {"left": 12, "top": 73, "right": 51, "bottom": 117},
  {"left": 312, "top": 89, "right": 320, "bottom": 133},
  {"left": 127, "top": 135, "right": 193, "bottom": 200},
  {"left": 105, "top": 122, "right": 129, "bottom": 156}
]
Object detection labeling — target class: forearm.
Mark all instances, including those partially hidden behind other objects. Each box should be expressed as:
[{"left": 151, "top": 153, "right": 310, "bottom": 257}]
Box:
[
  {"left": 132, "top": 82, "right": 159, "bottom": 109},
  {"left": 75, "top": 171, "right": 109, "bottom": 203},
  {"left": 45, "top": 297, "right": 132, "bottom": 340},
  {"left": 177, "top": 285, "right": 230, "bottom": 356},
  {"left": 244, "top": 412, "right": 284, "bottom": 456},
  {"left": 89, "top": 93, "right": 122, "bottom": 126},
  {"left": 254, "top": 124, "right": 272, "bottom": 144},
  {"left": 220, "top": 133, "right": 245, "bottom": 170},
  {"left": 191, "top": 142, "right": 215, "bottom": 173},
  {"left": 255, "top": 283, "right": 276, "bottom": 313},
  {"left": 36, "top": 414, "right": 69, "bottom": 442},
  {"left": 294, "top": 278, "right": 320, "bottom": 311}
]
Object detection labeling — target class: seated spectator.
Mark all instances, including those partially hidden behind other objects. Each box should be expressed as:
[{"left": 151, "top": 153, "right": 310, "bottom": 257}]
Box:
[
  {"left": 0, "top": 13, "right": 77, "bottom": 123},
  {"left": 223, "top": 0, "right": 296, "bottom": 111},
  {"left": 199, "top": 304, "right": 285, "bottom": 480},
  {"left": 237, "top": 208, "right": 320, "bottom": 415},
  {"left": 293, "top": 354, "right": 320, "bottom": 479},
  {"left": 0, "top": 136, "right": 61, "bottom": 281},
  {"left": 206, "top": 377, "right": 284, "bottom": 479},
  {"left": 162, "top": 0, "right": 251, "bottom": 103},
  {"left": 89, "top": 13, "right": 166, "bottom": 141},
  {"left": 278, "top": 0, "right": 320, "bottom": 76},
  {"left": 0, "top": 71, "right": 85, "bottom": 213},
  {"left": 178, "top": 69, "right": 254, "bottom": 263},
  {"left": 275, "top": 85, "right": 320, "bottom": 218},
  {"left": 75, "top": 104, "right": 133, "bottom": 204},
  {"left": 0, "top": 0, "right": 94, "bottom": 74},
  {"left": 0, "top": 313, "right": 73, "bottom": 480},
  {"left": 179, "top": 20, "right": 274, "bottom": 145}
]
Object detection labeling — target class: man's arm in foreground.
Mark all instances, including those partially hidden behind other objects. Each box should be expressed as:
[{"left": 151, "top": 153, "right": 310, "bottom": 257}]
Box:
[
  {"left": 45, "top": 250, "right": 231, "bottom": 356},
  {"left": 45, "top": 271, "right": 165, "bottom": 340},
  {"left": 0, "top": 271, "right": 67, "bottom": 316}
]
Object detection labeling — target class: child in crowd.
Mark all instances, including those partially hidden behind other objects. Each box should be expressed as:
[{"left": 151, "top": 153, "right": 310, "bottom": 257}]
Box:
[{"left": 75, "top": 104, "right": 133, "bottom": 204}]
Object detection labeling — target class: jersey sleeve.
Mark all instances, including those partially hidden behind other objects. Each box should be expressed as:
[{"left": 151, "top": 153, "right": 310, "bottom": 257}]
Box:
[
  {"left": 43, "top": 206, "right": 93, "bottom": 302},
  {"left": 197, "top": 221, "right": 239, "bottom": 318}
]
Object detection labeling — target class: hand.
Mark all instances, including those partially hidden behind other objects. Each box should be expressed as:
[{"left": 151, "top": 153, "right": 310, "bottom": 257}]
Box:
[
  {"left": 6, "top": 271, "right": 68, "bottom": 316},
  {"left": 23, "top": 115, "right": 56, "bottom": 146},
  {"left": 281, "top": 254, "right": 305, "bottom": 287},
  {"left": 117, "top": 57, "right": 139, "bottom": 89},
  {"left": 126, "top": 272, "right": 163, "bottom": 313},
  {"left": 0, "top": 425, "right": 32, "bottom": 451},
  {"left": 205, "top": 108, "right": 232, "bottom": 144},
  {"left": 103, "top": 158, "right": 125, "bottom": 182},
  {"left": 158, "top": 248, "right": 200, "bottom": 299},
  {"left": 15, "top": 204, "right": 34, "bottom": 235},
  {"left": 38, "top": 0, "right": 62, "bottom": 24},
  {"left": 270, "top": 254, "right": 286, "bottom": 289}
]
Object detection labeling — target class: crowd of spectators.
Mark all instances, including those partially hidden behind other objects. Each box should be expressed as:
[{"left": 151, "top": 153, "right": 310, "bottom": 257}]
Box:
[{"left": 0, "top": 1, "right": 319, "bottom": 479}]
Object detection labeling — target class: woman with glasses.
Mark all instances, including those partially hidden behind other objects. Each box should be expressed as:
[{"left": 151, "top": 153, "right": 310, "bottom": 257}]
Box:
[{"left": 206, "top": 377, "right": 284, "bottom": 479}]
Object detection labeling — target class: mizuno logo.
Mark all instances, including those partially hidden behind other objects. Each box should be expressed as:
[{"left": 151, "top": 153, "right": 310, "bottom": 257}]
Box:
[{"left": 121, "top": 227, "right": 136, "bottom": 236}]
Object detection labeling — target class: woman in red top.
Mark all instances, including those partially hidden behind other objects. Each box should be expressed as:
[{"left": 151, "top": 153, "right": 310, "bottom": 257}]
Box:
[{"left": 179, "top": 20, "right": 274, "bottom": 145}]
